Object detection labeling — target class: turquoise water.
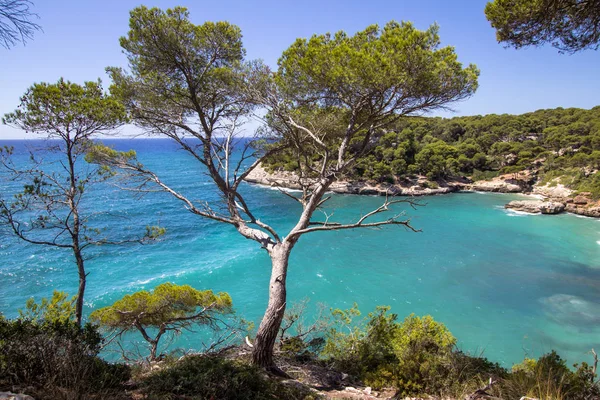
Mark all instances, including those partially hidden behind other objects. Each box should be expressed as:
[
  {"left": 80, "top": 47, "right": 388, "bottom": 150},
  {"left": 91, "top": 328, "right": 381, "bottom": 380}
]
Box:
[{"left": 1, "top": 139, "right": 599, "bottom": 367}]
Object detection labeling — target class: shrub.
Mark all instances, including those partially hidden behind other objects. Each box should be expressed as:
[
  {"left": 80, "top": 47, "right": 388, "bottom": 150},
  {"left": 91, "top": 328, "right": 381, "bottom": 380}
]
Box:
[
  {"left": 0, "top": 317, "right": 130, "bottom": 399},
  {"left": 140, "top": 355, "right": 317, "bottom": 400},
  {"left": 0, "top": 294, "right": 130, "bottom": 399},
  {"left": 499, "top": 351, "right": 600, "bottom": 400},
  {"left": 321, "top": 305, "right": 502, "bottom": 397},
  {"left": 471, "top": 169, "right": 500, "bottom": 181}
]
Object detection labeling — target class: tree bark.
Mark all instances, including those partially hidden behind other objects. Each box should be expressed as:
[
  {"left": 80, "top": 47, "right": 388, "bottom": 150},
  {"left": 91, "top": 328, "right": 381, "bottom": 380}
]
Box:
[
  {"left": 252, "top": 242, "right": 291, "bottom": 374},
  {"left": 67, "top": 140, "right": 86, "bottom": 327},
  {"left": 150, "top": 339, "right": 159, "bottom": 361},
  {"left": 74, "top": 248, "right": 86, "bottom": 327}
]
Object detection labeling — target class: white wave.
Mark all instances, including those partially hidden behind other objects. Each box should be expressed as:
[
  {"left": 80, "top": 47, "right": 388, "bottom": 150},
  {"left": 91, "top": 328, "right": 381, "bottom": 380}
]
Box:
[
  {"left": 502, "top": 208, "right": 537, "bottom": 217},
  {"left": 570, "top": 213, "right": 597, "bottom": 220},
  {"left": 316, "top": 273, "right": 323, "bottom": 278},
  {"left": 255, "top": 183, "right": 302, "bottom": 193},
  {"left": 134, "top": 277, "right": 156, "bottom": 285}
]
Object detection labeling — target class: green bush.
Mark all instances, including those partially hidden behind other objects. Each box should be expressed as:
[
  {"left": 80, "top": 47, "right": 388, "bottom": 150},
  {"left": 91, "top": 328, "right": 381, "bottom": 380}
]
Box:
[
  {"left": 0, "top": 294, "right": 130, "bottom": 399},
  {"left": 0, "top": 317, "right": 130, "bottom": 399},
  {"left": 421, "top": 180, "right": 440, "bottom": 189},
  {"left": 471, "top": 169, "right": 500, "bottom": 181},
  {"left": 321, "top": 305, "right": 503, "bottom": 397},
  {"left": 140, "top": 355, "right": 317, "bottom": 400},
  {"left": 499, "top": 351, "right": 600, "bottom": 400}
]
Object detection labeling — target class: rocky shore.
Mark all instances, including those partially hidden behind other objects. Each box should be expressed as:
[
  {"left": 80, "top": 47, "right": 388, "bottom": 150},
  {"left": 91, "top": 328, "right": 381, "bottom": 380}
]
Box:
[{"left": 245, "top": 164, "right": 600, "bottom": 218}]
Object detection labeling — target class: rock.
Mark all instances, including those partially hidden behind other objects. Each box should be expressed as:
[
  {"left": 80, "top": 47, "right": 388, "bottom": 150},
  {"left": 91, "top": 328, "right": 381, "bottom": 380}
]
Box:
[
  {"left": 0, "top": 393, "right": 35, "bottom": 400},
  {"left": 532, "top": 181, "right": 573, "bottom": 199},
  {"left": 364, "top": 386, "right": 372, "bottom": 395},
  {"left": 245, "top": 163, "right": 461, "bottom": 197},
  {"left": 566, "top": 204, "right": 600, "bottom": 218},
  {"left": 539, "top": 202, "right": 566, "bottom": 214},
  {"left": 344, "top": 386, "right": 362, "bottom": 393},
  {"left": 471, "top": 179, "right": 522, "bottom": 193},
  {"left": 573, "top": 195, "right": 589, "bottom": 205},
  {"left": 505, "top": 200, "right": 565, "bottom": 215},
  {"left": 281, "top": 379, "right": 318, "bottom": 394}
]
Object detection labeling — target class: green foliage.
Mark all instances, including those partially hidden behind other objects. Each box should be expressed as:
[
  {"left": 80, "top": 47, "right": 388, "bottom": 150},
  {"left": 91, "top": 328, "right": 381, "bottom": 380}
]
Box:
[
  {"left": 269, "top": 20, "right": 479, "bottom": 182},
  {"left": 388, "top": 314, "right": 457, "bottom": 394},
  {"left": 485, "top": 0, "right": 600, "bottom": 52},
  {"left": 18, "top": 290, "right": 76, "bottom": 324},
  {"left": 107, "top": 5, "right": 249, "bottom": 127},
  {"left": 415, "top": 141, "right": 459, "bottom": 179},
  {"left": 90, "top": 282, "right": 234, "bottom": 360},
  {"left": 1, "top": 78, "right": 135, "bottom": 326},
  {"left": 321, "top": 305, "right": 599, "bottom": 399},
  {"left": 91, "top": 282, "right": 232, "bottom": 328},
  {"left": 277, "top": 21, "right": 479, "bottom": 108},
  {"left": 140, "top": 355, "right": 317, "bottom": 400},
  {"left": 500, "top": 351, "right": 600, "bottom": 400},
  {"left": 85, "top": 143, "right": 139, "bottom": 178},
  {"left": 471, "top": 169, "right": 500, "bottom": 181},
  {"left": 0, "top": 315, "right": 130, "bottom": 399},
  {"left": 539, "top": 166, "right": 600, "bottom": 199},
  {"left": 3, "top": 78, "right": 127, "bottom": 135},
  {"left": 265, "top": 105, "right": 600, "bottom": 198},
  {"left": 322, "top": 305, "right": 502, "bottom": 397},
  {"left": 277, "top": 299, "right": 329, "bottom": 361}
]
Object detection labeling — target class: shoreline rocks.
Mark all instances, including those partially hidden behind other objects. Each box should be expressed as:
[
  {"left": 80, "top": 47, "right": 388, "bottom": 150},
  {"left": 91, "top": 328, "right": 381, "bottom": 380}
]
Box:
[
  {"left": 467, "top": 179, "right": 523, "bottom": 193},
  {"left": 505, "top": 200, "right": 566, "bottom": 215},
  {"left": 244, "top": 164, "right": 600, "bottom": 219},
  {"left": 245, "top": 164, "right": 464, "bottom": 197}
]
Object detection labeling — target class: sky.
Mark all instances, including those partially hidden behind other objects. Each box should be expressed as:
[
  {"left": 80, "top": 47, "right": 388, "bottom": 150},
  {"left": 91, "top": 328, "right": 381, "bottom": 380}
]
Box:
[{"left": 1, "top": 0, "right": 599, "bottom": 139}]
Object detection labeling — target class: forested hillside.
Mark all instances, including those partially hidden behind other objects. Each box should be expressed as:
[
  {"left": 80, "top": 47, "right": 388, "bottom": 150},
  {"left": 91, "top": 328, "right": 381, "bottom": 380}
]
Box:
[{"left": 267, "top": 106, "right": 600, "bottom": 197}]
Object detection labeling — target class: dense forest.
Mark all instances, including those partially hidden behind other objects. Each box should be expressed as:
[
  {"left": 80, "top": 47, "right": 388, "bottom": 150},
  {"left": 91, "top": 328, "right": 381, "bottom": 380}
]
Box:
[{"left": 266, "top": 106, "right": 600, "bottom": 197}]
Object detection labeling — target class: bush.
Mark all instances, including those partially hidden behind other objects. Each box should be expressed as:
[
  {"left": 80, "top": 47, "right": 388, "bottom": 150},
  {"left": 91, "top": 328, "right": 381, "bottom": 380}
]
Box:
[
  {"left": 471, "top": 169, "right": 500, "bottom": 181},
  {"left": 0, "top": 317, "right": 130, "bottom": 399},
  {"left": 321, "top": 305, "right": 503, "bottom": 397},
  {"left": 0, "top": 293, "right": 130, "bottom": 399},
  {"left": 140, "top": 355, "right": 317, "bottom": 400},
  {"left": 499, "top": 351, "right": 600, "bottom": 400}
]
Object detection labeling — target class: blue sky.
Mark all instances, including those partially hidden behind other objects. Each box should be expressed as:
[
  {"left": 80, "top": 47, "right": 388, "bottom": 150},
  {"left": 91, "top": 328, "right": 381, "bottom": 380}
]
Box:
[{"left": 1, "top": 0, "right": 599, "bottom": 139}]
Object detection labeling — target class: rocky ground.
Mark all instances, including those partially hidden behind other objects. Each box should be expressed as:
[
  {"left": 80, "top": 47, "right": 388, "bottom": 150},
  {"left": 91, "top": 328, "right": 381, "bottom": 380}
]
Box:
[{"left": 245, "top": 165, "right": 600, "bottom": 218}]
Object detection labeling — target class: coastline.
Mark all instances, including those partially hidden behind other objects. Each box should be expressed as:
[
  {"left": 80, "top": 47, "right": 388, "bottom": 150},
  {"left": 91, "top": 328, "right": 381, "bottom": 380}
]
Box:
[{"left": 245, "top": 164, "right": 600, "bottom": 218}]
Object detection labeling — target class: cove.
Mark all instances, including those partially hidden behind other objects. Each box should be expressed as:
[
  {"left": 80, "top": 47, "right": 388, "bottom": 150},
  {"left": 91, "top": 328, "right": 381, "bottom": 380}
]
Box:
[{"left": 1, "top": 139, "right": 599, "bottom": 367}]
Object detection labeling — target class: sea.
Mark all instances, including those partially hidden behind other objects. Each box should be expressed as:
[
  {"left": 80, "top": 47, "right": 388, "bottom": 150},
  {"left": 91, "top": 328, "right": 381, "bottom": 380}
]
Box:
[{"left": 1, "top": 138, "right": 599, "bottom": 367}]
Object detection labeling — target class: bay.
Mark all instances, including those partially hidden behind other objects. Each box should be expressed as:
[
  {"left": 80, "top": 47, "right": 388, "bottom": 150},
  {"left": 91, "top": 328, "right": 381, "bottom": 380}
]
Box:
[{"left": 1, "top": 138, "right": 599, "bottom": 367}]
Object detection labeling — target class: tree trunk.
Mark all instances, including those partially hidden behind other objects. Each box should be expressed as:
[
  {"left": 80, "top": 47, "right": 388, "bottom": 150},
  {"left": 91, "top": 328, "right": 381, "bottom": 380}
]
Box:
[
  {"left": 252, "top": 243, "right": 290, "bottom": 374},
  {"left": 67, "top": 140, "right": 86, "bottom": 327},
  {"left": 150, "top": 339, "right": 159, "bottom": 361},
  {"left": 74, "top": 248, "right": 86, "bottom": 327}
]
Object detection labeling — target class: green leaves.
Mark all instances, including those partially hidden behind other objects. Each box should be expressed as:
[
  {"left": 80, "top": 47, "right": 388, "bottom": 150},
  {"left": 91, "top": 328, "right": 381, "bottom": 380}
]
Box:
[
  {"left": 18, "top": 291, "right": 77, "bottom": 324},
  {"left": 110, "top": 6, "right": 250, "bottom": 134},
  {"left": 90, "top": 283, "right": 234, "bottom": 360},
  {"left": 90, "top": 282, "right": 233, "bottom": 329},
  {"left": 277, "top": 21, "right": 479, "bottom": 113},
  {"left": 85, "top": 143, "right": 138, "bottom": 169},
  {"left": 485, "top": 0, "right": 600, "bottom": 52},
  {"left": 3, "top": 78, "right": 127, "bottom": 139}
]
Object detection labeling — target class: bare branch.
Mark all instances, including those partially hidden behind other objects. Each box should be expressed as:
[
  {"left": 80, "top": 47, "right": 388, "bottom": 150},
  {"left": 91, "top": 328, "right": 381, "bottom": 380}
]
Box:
[
  {"left": 292, "top": 196, "right": 422, "bottom": 236},
  {"left": 0, "top": 0, "right": 41, "bottom": 49}
]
